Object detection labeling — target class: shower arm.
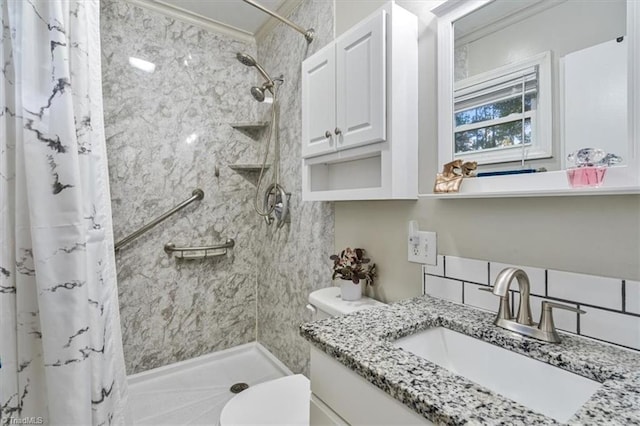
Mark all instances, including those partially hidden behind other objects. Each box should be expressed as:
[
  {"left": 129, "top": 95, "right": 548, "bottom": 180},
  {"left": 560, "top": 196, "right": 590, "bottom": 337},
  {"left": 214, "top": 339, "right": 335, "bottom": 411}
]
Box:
[{"left": 242, "top": 0, "right": 314, "bottom": 43}]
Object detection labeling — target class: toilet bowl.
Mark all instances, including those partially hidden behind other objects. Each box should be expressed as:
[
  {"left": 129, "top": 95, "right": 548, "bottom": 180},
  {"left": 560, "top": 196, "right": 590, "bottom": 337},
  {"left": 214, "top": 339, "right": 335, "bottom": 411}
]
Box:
[
  {"left": 219, "top": 374, "right": 309, "bottom": 425},
  {"left": 219, "top": 287, "right": 385, "bottom": 425}
]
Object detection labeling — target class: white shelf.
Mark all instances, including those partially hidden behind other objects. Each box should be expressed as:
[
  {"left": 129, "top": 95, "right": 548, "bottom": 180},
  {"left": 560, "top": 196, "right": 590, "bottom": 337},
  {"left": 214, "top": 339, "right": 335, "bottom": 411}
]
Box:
[
  {"left": 421, "top": 186, "right": 640, "bottom": 199},
  {"left": 420, "top": 167, "right": 640, "bottom": 198}
]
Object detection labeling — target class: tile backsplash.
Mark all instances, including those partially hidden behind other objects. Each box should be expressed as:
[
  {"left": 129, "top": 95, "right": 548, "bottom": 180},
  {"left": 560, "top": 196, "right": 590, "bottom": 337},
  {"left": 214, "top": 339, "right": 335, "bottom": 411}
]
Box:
[{"left": 423, "top": 255, "right": 640, "bottom": 351}]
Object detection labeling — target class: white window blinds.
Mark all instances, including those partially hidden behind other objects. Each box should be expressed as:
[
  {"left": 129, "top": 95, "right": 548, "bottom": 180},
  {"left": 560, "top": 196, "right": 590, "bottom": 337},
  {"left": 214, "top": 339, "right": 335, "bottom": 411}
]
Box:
[{"left": 455, "top": 66, "right": 538, "bottom": 113}]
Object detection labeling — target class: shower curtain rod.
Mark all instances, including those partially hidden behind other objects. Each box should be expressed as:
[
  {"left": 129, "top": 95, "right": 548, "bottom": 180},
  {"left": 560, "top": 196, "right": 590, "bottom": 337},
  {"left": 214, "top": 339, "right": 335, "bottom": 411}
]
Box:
[{"left": 242, "top": 0, "right": 314, "bottom": 43}]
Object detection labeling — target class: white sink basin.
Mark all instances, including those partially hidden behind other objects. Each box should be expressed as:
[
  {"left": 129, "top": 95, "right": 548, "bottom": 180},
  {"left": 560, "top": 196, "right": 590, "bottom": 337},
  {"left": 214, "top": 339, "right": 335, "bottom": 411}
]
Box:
[{"left": 393, "top": 327, "right": 601, "bottom": 423}]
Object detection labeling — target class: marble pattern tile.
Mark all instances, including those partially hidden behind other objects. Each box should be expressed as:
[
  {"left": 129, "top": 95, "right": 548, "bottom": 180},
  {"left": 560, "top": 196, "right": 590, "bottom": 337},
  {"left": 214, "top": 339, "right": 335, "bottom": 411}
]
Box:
[
  {"left": 255, "top": 0, "right": 335, "bottom": 376},
  {"left": 101, "top": 0, "right": 262, "bottom": 373}
]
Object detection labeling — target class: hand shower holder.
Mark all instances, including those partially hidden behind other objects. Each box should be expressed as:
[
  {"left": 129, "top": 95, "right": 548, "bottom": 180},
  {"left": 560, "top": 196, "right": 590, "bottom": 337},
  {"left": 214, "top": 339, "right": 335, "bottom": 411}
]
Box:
[
  {"left": 263, "top": 184, "right": 290, "bottom": 228},
  {"left": 164, "top": 238, "right": 235, "bottom": 260}
]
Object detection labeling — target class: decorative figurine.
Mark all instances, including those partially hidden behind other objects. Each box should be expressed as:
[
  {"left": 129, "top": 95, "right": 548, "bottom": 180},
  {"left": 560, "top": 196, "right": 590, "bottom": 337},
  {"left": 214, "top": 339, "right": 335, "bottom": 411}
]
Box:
[{"left": 434, "top": 160, "right": 477, "bottom": 193}]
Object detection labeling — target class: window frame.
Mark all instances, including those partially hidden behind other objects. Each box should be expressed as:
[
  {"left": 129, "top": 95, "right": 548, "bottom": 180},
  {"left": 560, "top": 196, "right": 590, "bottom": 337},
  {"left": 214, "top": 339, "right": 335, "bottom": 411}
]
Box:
[{"left": 452, "top": 51, "right": 552, "bottom": 165}]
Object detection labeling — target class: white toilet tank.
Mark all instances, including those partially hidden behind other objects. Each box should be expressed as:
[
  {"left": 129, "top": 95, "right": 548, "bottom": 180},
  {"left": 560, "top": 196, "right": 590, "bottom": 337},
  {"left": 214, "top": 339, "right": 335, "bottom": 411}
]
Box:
[{"left": 307, "top": 286, "right": 385, "bottom": 320}]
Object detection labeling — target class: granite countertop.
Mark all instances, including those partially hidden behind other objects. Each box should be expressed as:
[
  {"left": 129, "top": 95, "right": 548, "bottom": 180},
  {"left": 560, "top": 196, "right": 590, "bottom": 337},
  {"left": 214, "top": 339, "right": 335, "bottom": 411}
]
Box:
[{"left": 300, "top": 295, "right": 640, "bottom": 425}]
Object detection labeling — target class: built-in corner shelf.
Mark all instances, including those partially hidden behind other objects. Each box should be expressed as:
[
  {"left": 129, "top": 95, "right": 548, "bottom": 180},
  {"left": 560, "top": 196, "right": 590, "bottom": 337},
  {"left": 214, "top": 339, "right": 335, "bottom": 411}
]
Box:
[
  {"left": 229, "top": 122, "right": 269, "bottom": 130},
  {"left": 228, "top": 164, "right": 270, "bottom": 172},
  {"left": 228, "top": 164, "right": 270, "bottom": 186},
  {"left": 230, "top": 122, "right": 269, "bottom": 141}
]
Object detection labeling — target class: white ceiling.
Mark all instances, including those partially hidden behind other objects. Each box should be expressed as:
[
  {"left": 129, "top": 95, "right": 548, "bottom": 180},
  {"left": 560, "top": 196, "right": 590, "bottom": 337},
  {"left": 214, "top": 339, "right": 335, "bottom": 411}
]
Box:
[
  {"left": 129, "top": 0, "right": 295, "bottom": 42},
  {"left": 154, "top": 0, "right": 286, "bottom": 35}
]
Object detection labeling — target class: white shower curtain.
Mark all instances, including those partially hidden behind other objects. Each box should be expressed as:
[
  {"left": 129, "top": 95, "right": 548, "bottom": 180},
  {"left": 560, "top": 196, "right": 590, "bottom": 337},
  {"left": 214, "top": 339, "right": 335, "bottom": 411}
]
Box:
[{"left": 0, "top": 0, "right": 129, "bottom": 424}]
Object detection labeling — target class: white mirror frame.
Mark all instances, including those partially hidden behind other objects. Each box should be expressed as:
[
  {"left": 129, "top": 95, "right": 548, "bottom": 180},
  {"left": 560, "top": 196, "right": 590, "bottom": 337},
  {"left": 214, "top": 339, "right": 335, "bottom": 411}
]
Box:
[{"left": 429, "top": 0, "right": 640, "bottom": 198}]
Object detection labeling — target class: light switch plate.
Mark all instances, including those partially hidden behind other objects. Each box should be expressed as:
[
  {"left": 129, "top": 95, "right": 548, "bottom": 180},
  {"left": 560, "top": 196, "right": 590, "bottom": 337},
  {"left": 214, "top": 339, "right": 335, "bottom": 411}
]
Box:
[{"left": 408, "top": 223, "right": 437, "bottom": 265}]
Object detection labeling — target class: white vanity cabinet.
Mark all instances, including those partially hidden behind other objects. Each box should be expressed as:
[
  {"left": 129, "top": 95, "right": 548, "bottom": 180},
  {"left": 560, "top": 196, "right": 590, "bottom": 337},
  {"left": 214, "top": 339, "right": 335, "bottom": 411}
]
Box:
[
  {"left": 309, "top": 346, "right": 431, "bottom": 425},
  {"left": 301, "top": 1, "right": 418, "bottom": 201}
]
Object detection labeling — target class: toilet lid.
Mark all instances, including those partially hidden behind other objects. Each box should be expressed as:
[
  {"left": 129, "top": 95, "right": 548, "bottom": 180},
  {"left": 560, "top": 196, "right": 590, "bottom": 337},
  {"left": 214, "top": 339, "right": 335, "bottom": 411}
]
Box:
[{"left": 219, "top": 374, "right": 310, "bottom": 425}]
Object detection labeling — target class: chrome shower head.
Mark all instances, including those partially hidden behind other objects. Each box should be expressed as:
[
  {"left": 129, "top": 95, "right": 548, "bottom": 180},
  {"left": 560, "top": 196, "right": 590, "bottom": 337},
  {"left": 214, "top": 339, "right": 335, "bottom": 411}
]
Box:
[
  {"left": 251, "top": 86, "right": 266, "bottom": 102},
  {"left": 236, "top": 52, "right": 256, "bottom": 67},
  {"left": 250, "top": 81, "right": 276, "bottom": 102},
  {"left": 236, "top": 52, "right": 274, "bottom": 86}
]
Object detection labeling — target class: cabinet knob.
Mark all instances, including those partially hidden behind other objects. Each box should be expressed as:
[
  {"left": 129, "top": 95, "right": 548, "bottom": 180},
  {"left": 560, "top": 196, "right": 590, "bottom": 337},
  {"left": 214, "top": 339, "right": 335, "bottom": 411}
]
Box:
[
  {"left": 325, "top": 130, "right": 332, "bottom": 138},
  {"left": 334, "top": 128, "right": 342, "bottom": 136}
]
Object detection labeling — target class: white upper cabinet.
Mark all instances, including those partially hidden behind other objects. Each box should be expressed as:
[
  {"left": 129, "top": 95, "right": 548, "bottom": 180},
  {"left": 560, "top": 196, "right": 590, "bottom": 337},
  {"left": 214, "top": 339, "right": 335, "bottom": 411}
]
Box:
[
  {"left": 301, "top": 1, "right": 418, "bottom": 201},
  {"left": 336, "top": 10, "right": 386, "bottom": 150},
  {"left": 301, "top": 44, "right": 336, "bottom": 158},
  {"left": 302, "top": 10, "right": 386, "bottom": 157}
]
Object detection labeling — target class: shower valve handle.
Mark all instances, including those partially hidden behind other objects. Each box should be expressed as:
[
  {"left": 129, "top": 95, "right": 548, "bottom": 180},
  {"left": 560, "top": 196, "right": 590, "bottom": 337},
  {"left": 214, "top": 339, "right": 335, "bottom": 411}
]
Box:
[
  {"left": 325, "top": 130, "right": 331, "bottom": 138},
  {"left": 334, "top": 128, "right": 342, "bottom": 136}
]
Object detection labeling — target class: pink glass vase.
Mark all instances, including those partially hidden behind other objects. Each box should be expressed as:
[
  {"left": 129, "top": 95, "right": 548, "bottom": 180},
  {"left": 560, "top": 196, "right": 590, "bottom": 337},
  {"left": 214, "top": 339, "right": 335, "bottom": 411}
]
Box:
[{"left": 566, "top": 166, "right": 607, "bottom": 188}]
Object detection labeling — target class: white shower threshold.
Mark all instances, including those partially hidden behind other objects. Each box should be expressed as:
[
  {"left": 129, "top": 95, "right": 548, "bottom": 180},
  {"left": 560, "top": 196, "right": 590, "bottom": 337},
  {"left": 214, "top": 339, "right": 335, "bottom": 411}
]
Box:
[{"left": 127, "top": 342, "right": 293, "bottom": 425}]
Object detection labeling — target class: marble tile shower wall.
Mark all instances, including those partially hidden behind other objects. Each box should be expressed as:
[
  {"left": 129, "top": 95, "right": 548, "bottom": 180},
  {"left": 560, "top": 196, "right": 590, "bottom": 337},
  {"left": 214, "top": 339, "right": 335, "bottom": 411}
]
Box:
[
  {"left": 256, "top": 1, "right": 335, "bottom": 375},
  {"left": 424, "top": 255, "right": 640, "bottom": 351},
  {"left": 101, "top": 0, "right": 265, "bottom": 373}
]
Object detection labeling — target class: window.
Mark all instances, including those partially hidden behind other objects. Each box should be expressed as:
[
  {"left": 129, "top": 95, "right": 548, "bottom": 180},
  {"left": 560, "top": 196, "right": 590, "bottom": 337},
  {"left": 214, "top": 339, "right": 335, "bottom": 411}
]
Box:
[{"left": 453, "top": 52, "right": 552, "bottom": 165}]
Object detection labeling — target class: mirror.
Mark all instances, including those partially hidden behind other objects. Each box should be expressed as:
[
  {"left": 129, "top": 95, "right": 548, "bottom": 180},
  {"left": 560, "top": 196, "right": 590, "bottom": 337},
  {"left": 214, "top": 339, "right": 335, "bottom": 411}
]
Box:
[{"left": 432, "top": 0, "right": 640, "bottom": 196}]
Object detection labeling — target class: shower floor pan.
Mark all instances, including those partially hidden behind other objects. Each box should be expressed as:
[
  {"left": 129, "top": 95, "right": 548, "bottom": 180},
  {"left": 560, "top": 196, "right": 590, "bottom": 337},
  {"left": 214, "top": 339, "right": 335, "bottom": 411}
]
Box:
[{"left": 127, "top": 342, "right": 291, "bottom": 425}]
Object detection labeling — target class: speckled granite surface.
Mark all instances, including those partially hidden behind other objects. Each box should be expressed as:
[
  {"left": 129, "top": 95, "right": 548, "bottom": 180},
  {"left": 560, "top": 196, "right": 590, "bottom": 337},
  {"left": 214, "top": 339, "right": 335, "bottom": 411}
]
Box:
[{"left": 300, "top": 295, "right": 640, "bottom": 425}]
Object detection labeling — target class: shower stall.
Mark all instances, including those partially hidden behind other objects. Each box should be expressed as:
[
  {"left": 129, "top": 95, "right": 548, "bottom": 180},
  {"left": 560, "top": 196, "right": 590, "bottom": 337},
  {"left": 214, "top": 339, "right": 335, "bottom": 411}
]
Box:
[
  {"left": 102, "top": 0, "right": 264, "bottom": 374},
  {"left": 101, "top": 0, "right": 335, "bottom": 375},
  {"left": 100, "top": 0, "right": 335, "bottom": 417}
]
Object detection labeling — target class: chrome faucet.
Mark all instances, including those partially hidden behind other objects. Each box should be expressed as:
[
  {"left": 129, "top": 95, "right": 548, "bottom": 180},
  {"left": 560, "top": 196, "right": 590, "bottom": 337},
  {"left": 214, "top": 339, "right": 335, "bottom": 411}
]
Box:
[
  {"left": 493, "top": 267, "right": 534, "bottom": 327},
  {"left": 486, "top": 268, "right": 585, "bottom": 343}
]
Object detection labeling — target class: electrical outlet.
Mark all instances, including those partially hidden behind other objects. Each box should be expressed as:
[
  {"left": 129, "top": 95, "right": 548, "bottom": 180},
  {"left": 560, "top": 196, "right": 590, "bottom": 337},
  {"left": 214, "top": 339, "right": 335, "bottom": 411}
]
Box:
[{"left": 408, "top": 221, "right": 437, "bottom": 265}]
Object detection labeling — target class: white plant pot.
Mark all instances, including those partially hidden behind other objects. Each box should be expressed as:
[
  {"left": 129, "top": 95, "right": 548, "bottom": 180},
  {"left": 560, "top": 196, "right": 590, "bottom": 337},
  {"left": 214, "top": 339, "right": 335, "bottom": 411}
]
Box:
[{"left": 340, "top": 280, "right": 362, "bottom": 301}]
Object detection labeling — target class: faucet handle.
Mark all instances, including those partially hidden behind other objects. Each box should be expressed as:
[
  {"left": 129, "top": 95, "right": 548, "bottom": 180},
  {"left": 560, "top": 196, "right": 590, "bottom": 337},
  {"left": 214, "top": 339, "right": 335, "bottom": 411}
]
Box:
[
  {"left": 538, "top": 301, "right": 586, "bottom": 339},
  {"left": 477, "top": 286, "right": 493, "bottom": 292},
  {"left": 542, "top": 301, "right": 586, "bottom": 314}
]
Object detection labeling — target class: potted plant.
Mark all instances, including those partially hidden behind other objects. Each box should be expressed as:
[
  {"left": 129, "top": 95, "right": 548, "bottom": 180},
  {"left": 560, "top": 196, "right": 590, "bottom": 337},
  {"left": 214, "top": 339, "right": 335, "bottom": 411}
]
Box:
[{"left": 330, "top": 248, "right": 376, "bottom": 300}]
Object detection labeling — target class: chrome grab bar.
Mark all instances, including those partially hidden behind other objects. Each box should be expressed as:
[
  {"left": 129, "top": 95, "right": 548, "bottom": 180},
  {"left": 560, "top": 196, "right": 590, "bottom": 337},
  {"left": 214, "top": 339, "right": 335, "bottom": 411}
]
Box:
[
  {"left": 164, "top": 238, "right": 235, "bottom": 260},
  {"left": 114, "top": 189, "right": 204, "bottom": 252},
  {"left": 242, "top": 0, "right": 314, "bottom": 43}
]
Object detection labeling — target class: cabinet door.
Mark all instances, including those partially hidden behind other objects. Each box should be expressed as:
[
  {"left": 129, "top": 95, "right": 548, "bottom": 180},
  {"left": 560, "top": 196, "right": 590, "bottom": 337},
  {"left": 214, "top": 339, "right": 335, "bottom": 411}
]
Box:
[
  {"left": 310, "top": 394, "right": 348, "bottom": 426},
  {"left": 302, "top": 44, "right": 336, "bottom": 158},
  {"left": 335, "top": 10, "right": 386, "bottom": 150}
]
